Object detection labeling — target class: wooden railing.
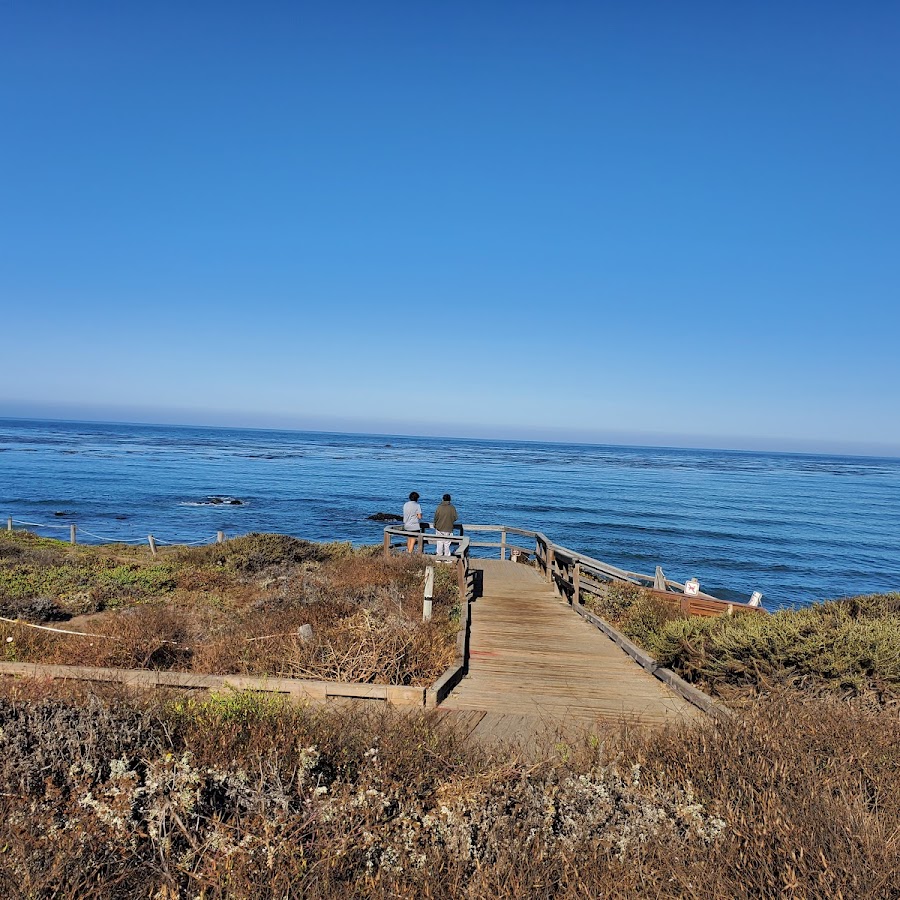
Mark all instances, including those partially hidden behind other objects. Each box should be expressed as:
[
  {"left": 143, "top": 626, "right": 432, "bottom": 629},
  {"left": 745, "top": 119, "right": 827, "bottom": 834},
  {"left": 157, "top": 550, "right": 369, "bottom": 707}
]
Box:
[
  {"left": 382, "top": 524, "right": 473, "bottom": 607},
  {"left": 386, "top": 523, "right": 765, "bottom": 616}
]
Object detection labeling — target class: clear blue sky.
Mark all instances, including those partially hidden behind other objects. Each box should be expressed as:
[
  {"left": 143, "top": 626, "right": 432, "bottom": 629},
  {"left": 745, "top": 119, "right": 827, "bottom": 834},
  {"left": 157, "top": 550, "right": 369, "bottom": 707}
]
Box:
[{"left": 2, "top": 1, "right": 898, "bottom": 455}]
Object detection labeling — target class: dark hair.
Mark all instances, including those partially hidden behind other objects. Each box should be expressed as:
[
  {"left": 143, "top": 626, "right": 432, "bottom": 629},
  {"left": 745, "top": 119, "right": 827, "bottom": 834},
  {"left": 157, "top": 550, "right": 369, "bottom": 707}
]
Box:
[
  {"left": 443, "top": 493, "right": 451, "bottom": 501},
  {"left": 409, "top": 491, "right": 419, "bottom": 501}
]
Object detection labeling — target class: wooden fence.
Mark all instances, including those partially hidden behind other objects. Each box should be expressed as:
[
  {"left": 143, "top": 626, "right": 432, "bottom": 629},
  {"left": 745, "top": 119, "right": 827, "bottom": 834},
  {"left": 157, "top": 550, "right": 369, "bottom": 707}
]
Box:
[{"left": 386, "top": 523, "right": 766, "bottom": 617}]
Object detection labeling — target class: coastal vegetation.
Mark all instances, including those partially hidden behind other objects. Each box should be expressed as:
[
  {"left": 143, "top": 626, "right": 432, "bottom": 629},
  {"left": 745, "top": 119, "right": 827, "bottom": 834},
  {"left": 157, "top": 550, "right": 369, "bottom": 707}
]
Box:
[
  {"left": 584, "top": 583, "right": 900, "bottom": 704},
  {"left": 2, "top": 529, "right": 899, "bottom": 898},
  {"left": 0, "top": 681, "right": 897, "bottom": 898},
  {"left": 0, "top": 531, "right": 458, "bottom": 684}
]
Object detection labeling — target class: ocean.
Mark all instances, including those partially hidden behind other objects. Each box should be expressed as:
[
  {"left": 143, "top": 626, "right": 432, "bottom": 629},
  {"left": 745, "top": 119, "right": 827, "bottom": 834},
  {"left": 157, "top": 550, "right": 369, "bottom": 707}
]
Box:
[{"left": 1, "top": 418, "right": 898, "bottom": 610}]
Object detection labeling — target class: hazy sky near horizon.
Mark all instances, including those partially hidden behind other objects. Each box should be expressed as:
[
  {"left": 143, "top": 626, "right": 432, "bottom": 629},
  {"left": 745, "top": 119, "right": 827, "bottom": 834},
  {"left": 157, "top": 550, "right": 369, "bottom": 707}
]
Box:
[{"left": 2, "top": 2, "right": 898, "bottom": 455}]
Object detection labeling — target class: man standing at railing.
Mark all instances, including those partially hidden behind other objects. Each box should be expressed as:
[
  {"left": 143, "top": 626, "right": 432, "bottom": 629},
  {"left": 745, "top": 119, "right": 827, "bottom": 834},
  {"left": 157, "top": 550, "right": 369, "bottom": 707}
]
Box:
[{"left": 432, "top": 494, "right": 459, "bottom": 558}]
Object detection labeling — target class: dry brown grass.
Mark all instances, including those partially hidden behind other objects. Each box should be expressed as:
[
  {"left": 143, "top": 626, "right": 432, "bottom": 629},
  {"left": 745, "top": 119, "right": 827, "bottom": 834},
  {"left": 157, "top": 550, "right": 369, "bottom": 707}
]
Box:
[
  {"left": 1, "top": 531, "right": 459, "bottom": 685},
  {"left": 0, "top": 681, "right": 897, "bottom": 899}
]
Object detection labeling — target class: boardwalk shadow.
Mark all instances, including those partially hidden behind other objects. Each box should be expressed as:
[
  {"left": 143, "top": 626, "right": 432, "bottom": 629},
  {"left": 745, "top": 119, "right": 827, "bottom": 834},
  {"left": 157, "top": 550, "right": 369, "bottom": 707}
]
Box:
[{"left": 469, "top": 567, "right": 484, "bottom": 600}]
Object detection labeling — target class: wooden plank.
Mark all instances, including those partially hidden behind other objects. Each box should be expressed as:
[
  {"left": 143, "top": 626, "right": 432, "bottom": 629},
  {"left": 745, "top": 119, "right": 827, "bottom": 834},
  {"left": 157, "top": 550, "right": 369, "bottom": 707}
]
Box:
[
  {"left": 427, "top": 662, "right": 464, "bottom": 708},
  {"left": 0, "top": 662, "right": 430, "bottom": 706},
  {"left": 384, "top": 685, "right": 426, "bottom": 704},
  {"left": 440, "top": 560, "right": 704, "bottom": 732}
]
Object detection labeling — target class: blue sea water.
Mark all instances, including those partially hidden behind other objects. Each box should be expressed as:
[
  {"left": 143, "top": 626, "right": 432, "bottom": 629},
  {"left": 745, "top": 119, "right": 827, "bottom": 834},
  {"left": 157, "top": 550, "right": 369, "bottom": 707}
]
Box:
[{"left": 1, "top": 418, "right": 898, "bottom": 610}]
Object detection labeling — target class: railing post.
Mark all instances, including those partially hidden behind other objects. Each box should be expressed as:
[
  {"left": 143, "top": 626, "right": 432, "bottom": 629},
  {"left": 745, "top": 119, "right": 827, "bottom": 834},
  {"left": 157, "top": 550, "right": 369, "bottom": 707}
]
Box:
[
  {"left": 148, "top": 534, "right": 157, "bottom": 556},
  {"left": 500, "top": 529, "right": 507, "bottom": 561},
  {"left": 546, "top": 546, "right": 554, "bottom": 584},
  {"left": 417, "top": 531, "right": 424, "bottom": 554},
  {"left": 654, "top": 566, "right": 666, "bottom": 591},
  {"left": 423, "top": 566, "right": 434, "bottom": 622},
  {"left": 217, "top": 530, "right": 224, "bottom": 544},
  {"left": 573, "top": 561, "right": 581, "bottom": 604},
  {"left": 7, "top": 517, "right": 11, "bottom": 532},
  {"left": 383, "top": 530, "right": 391, "bottom": 559},
  {"left": 70, "top": 524, "right": 77, "bottom": 545}
]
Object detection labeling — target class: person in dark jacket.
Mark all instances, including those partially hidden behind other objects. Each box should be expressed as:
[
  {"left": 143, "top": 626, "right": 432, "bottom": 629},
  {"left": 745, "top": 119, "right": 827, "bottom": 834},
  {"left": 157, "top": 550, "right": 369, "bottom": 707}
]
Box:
[{"left": 432, "top": 494, "right": 459, "bottom": 557}]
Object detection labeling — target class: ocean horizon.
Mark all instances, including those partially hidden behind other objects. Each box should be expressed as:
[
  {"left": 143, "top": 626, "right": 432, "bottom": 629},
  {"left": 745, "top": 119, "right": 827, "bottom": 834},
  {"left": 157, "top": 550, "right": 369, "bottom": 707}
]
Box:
[{"left": 2, "top": 417, "right": 898, "bottom": 611}]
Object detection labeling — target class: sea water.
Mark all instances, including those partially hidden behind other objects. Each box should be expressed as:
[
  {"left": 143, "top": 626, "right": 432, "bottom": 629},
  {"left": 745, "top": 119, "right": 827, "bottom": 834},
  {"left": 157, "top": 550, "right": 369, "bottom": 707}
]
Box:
[{"left": 1, "top": 418, "right": 898, "bottom": 609}]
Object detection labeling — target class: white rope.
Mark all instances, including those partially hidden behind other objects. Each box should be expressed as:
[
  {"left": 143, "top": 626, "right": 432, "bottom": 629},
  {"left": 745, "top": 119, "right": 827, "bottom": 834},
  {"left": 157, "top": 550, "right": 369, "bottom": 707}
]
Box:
[
  {"left": 151, "top": 534, "right": 218, "bottom": 547},
  {"left": 244, "top": 632, "right": 298, "bottom": 643},
  {"left": 0, "top": 615, "right": 118, "bottom": 640},
  {"left": 0, "top": 616, "right": 185, "bottom": 649},
  {"left": 78, "top": 530, "right": 146, "bottom": 544},
  {"left": 6, "top": 519, "right": 221, "bottom": 548},
  {"left": 11, "top": 519, "right": 70, "bottom": 529}
]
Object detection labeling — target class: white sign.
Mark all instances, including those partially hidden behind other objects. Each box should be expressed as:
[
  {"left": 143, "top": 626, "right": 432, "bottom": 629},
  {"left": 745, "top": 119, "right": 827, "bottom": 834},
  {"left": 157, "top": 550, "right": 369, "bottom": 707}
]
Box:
[{"left": 684, "top": 578, "right": 700, "bottom": 596}]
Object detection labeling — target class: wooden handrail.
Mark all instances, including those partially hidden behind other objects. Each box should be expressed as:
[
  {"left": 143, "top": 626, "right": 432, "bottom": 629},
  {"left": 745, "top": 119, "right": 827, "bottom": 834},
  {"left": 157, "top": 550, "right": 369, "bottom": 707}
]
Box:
[{"left": 385, "top": 522, "right": 765, "bottom": 613}]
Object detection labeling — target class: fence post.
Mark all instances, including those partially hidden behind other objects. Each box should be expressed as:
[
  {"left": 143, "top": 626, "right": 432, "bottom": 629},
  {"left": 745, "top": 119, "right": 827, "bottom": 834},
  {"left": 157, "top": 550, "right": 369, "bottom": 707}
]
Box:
[
  {"left": 383, "top": 530, "right": 391, "bottom": 559},
  {"left": 6, "top": 517, "right": 11, "bottom": 532},
  {"left": 70, "top": 524, "right": 77, "bottom": 545},
  {"left": 546, "top": 547, "right": 554, "bottom": 583},
  {"left": 417, "top": 531, "right": 424, "bottom": 554},
  {"left": 148, "top": 534, "right": 157, "bottom": 556},
  {"left": 573, "top": 561, "right": 581, "bottom": 604},
  {"left": 217, "top": 531, "right": 224, "bottom": 544},
  {"left": 500, "top": 529, "right": 507, "bottom": 561},
  {"left": 654, "top": 566, "right": 666, "bottom": 591},
  {"left": 423, "top": 566, "right": 434, "bottom": 622}
]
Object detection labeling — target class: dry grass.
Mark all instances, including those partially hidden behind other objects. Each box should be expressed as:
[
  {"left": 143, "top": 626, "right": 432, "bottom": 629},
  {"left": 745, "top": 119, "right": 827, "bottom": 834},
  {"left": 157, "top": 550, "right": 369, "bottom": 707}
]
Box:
[
  {"left": 0, "top": 681, "right": 897, "bottom": 899},
  {"left": 0, "top": 531, "right": 459, "bottom": 685}
]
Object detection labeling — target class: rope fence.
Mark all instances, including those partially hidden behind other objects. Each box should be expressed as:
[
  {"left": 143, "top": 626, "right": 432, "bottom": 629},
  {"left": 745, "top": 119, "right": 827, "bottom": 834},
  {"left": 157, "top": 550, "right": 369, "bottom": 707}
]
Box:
[
  {"left": 5, "top": 516, "right": 226, "bottom": 554},
  {"left": 0, "top": 615, "right": 118, "bottom": 640}
]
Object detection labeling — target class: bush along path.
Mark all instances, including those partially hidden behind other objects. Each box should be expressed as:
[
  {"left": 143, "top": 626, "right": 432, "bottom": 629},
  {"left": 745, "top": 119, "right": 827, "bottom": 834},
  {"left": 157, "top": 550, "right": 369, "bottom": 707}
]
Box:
[{"left": 585, "top": 581, "right": 900, "bottom": 705}]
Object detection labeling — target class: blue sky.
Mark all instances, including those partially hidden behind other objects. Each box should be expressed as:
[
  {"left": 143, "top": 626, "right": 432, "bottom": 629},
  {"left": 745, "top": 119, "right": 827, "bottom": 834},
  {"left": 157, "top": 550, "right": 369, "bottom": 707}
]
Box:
[{"left": 2, "top": 1, "right": 898, "bottom": 455}]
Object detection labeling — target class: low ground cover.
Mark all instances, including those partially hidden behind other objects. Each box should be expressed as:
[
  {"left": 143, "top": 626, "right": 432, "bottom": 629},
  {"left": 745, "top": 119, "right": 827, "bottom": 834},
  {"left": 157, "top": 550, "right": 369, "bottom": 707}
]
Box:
[
  {"left": 0, "top": 531, "right": 458, "bottom": 685},
  {"left": 585, "top": 582, "right": 900, "bottom": 704},
  {"left": 0, "top": 681, "right": 897, "bottom": 899},
  {"left": 3, "top": 534, "right": 899, "bottom": 897}
]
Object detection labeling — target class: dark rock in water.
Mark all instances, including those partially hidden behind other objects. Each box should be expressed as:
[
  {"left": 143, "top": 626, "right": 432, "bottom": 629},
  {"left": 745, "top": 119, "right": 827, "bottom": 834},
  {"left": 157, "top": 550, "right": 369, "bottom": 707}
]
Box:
[
  {"left": 207, "top": 496, "right": 245, "bottom": 506},
  {"left": 368, "top": 512, "right": 403, "bottom": 522},
  {"left": 115, "top": 514, "right": 128, "bottom": 521},
  {"left": 53, "top": 511, "right": 69, "bottom": 517}
]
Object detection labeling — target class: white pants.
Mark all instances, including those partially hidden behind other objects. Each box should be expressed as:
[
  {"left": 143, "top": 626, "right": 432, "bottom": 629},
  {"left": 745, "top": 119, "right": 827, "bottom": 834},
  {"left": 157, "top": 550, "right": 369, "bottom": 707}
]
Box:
[{"left": 435, "top": 531, "right": 453, "bottom": 557}]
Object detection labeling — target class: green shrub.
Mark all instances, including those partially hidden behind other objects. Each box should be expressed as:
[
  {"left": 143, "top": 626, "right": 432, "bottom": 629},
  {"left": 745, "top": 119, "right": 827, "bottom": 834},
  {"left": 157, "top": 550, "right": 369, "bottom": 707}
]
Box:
[
  {"left": 619, "top": 594, "right": 683, "bottom": 654},
  {"left": 654, "top": 595, "right": 900, "bottom": 700},
  {"left": 174, "top": 532, "right": 333, "bottom": 574}
]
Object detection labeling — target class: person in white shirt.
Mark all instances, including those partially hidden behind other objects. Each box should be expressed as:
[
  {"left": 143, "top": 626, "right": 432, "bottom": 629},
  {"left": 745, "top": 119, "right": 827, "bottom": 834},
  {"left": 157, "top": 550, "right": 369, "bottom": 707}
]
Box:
[{"left": 402, "top": 491, "right": 422, "bottom": 553}]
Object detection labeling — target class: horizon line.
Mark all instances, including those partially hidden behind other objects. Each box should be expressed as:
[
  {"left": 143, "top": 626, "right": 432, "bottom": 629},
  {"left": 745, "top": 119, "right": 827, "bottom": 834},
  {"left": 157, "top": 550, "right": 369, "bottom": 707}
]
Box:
[{"left": 2, "top": 412, "right": 899, "bottom": 462}]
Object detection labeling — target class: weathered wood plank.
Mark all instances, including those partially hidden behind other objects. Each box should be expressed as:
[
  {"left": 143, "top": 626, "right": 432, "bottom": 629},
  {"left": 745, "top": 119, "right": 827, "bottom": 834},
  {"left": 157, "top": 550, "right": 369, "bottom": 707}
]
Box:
[
  {"left": 440, "top": 560, "right": 704, "bottom": 730},
  {"left": 0, "top": 662, "right": 429, "bottom": 706}
]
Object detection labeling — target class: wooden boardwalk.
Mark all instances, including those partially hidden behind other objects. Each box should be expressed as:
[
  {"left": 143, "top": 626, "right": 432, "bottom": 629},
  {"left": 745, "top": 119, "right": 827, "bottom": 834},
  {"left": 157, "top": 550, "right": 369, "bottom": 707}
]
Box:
[{"left": 439, "top": 559, "right": 701, "bottom": 745}]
